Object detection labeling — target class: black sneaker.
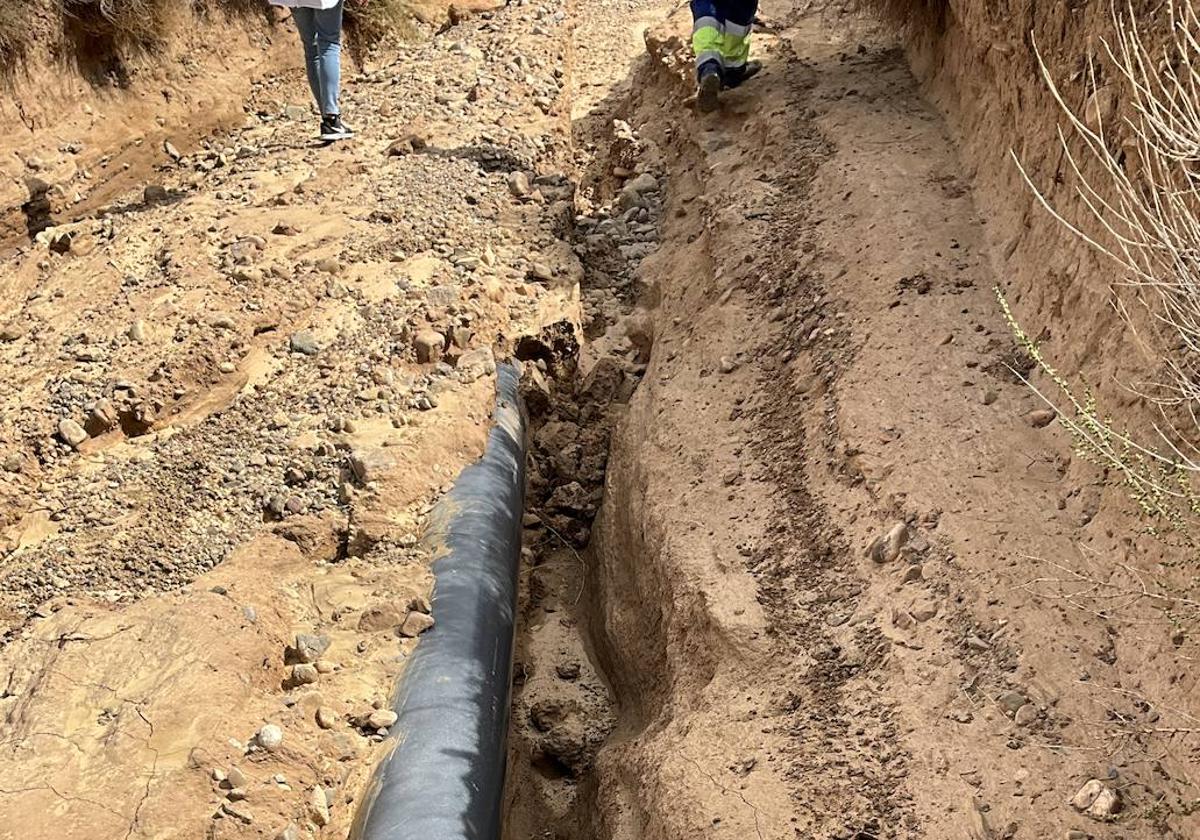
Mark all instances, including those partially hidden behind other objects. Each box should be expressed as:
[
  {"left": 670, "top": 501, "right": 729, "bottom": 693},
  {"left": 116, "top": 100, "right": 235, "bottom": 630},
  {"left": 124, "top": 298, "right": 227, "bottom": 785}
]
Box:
[
  {"left": 319, "top": 115, "right": 354, "bottom": 142},
  {"left": 723, "top": 60, "right": 763, "bottom": 89},
  {"left": 697, "top": 69, "right": 721, "bottom": 113}
]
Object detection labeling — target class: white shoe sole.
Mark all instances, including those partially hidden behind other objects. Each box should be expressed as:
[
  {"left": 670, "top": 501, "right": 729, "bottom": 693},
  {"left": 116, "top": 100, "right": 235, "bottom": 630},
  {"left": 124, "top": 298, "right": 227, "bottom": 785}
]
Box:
[{"left": 319, "top": 131, "right": 354, "bottom": 142}]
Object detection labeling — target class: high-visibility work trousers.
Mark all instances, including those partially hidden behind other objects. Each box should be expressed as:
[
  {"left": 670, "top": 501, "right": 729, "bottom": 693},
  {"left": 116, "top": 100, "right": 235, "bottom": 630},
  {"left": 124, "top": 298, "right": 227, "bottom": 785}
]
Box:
[{"left": 690, "top": 0, "right": 757, "bottom": 79}]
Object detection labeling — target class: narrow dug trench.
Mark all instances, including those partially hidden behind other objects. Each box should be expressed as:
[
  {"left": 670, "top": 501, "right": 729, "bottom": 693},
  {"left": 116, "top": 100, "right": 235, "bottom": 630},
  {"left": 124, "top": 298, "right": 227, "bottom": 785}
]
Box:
[{"left": 501, "top": 5, "right": 894, "bottom": 837}]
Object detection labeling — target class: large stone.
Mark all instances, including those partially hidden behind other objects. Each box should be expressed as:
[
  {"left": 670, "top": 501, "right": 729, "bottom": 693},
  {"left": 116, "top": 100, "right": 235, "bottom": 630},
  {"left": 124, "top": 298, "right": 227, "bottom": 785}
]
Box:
[
  {"left": 398, "top": 611, "right": 435, "bottom": 638},
  {"left": 58, "top": 419, "right": 88, "bottom": 449},
  {"left": 413, "top": 330, "right": 445, "bottom": 364},
  {"left": 358, "top": 603, "right": 405, "bottom": 633},
  {"left": 293, "top": 633, "right": 330, "bottom": 664},
  {"left": 868, "top": 522, "right": 909, "bottom": 563},
  {"left": 256, "top": 724, "right": 283, "bottom": 752}
]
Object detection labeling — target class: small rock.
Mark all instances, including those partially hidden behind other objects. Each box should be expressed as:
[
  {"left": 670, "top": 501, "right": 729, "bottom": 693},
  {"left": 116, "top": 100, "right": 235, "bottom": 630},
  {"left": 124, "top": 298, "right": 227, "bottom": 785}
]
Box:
[
  {"left": 276, "top": 825, "right": 300, "bottom": 840},
  {"left": 144, "top": 184, "right": 170, "bottom": 204},
  {"left": 965, "top": 634, "right": 991, "bottom": 652},
  {"left": 58, "top": 419, "right": 88, "bottom": 449},
  {"left": 386, "top": 133, "right": 428, "bottom": 156},
  {"left": 398, "top": 611, "right": 435, "bottom": 638},
  {"left": 226, "top": 787, "right": 248, "bottom": 802},
  {"left": 293, "top": 633, "right": 331, "bottom": 664},
  {"left": 291, "top": 664, "right": 319, "bottom": 686},
  {"left": 289, "top": 331, "right": 320, "bottom": 355},
  {"left": 226, "top": 767, "right": 247, "bottom": 788},
  {"left": 998, "top": 691, "right": 1027, "bottom": 716},
  {"left": 163, "top": 140, "right": 182, "bottom": 161},
  {"left": 308, "top": 786, "right": 331, "bottom": 827},
  {"left": 413, "top": 330, "right": 445, "bottom": 364},
  {"left": 718, "top": 356, "right": 738, "bottom": 374},
  {"left": 221, "top": 802, "right": 254, "bottom": 824},
  {"left": 1014, "top": 703, "right": 1038, "bottom": 726},
  {"left": 255, "top": 724, "right": 283, "bottom": 752},
  {"left": 367, "top": 709, "right": 399, "bottom": 731},
  {"left": 1070, "top": 778, "right": 1121, "bottom": 818},
  {"left": 1026, "top": 408, "right": 1056, "bottom": 428},
  {"left": 358, "top": 603, "right": 405, "bottom": 632},
  {"left": 868, "top": 522, "right": 909, "bottom": 563},
  {"left": 1, "top": 453, "right": 21, "bottom": 473},
  {"left": 128, "top": 320, "right": 146, "bottom": 342},
  {"left": 555, "top": 662, "right": 581, "bottom": 681},
  {"left": 316, "top": 707, "right": 339, "bottom": 730},
  {"left": 507, "top": 171, "right": 531, "bottom": 197},
  {"left": 315, "top": 257, "right": 342, "bottom": 275},
  {"left": 625, "top": 173, "right": 659, "bottom": 194}
]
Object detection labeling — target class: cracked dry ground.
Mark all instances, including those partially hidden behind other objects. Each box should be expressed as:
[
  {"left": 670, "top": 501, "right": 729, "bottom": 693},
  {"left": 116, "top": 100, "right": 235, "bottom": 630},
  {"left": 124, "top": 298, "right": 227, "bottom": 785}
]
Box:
[{"left": 3, "top": 1, "right": 1200, "bottom": 840}]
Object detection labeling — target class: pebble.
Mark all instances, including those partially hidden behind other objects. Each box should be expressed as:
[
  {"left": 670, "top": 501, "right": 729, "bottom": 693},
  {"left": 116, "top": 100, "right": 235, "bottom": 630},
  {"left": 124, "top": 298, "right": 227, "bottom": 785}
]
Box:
[
  {"left": 291, "top": 664, "right": 319, "bottom": 685},
  {"left": 221, "top": 802, "right": 254, "bottom": 824},
  {"left": 308, "top": 786, "right": 331, "bottom": 827},
  {"left": 718, "top": 356, "right": 738, "bottom": 374},
  {"left": 868, "top": 522, "right": 909, "bottom": 563},
  {"left": 255, "top": 724, "right": 283, "bottom": 751},
  {"left": 1014, "top": 703, "right": 1038, "bottom": 726},
  {"left": 58, "top": 419, "right": 88, "bottom": 449},
  {"left": 997, "top": 691, "right": 1027, "bottom": 716},
  {"left": 316, "top": 707, "right": 339, "bottom": 730},
  {"left": 507, "top": 171, "right": 531, "bottom": 197},
  {"left": 399, "top": 611, "right": 436, "bottom": 638},
  {"left": 367, "top": 709, "right": 399, "bottom": 731},
  {"left": 226, "top": 766, "right": 247, "bottom": 788},
  {"left": 1026, "top": 408, "right": 1056, "bottom": 428},
  {"left": 289, "top": 331, "right": 320, "bottom": 355},
  {"left": 276, "top": 825, "right": 300, "bottom": 840},
  {"left": 293, "top": 633, "right": 331, "bottom": 664},
  {"left": 413, "top": 330, "right": 446, "bottom": 364},
  {"left": 1070, "top": 778, "right": 1121, "bottom": 818}
]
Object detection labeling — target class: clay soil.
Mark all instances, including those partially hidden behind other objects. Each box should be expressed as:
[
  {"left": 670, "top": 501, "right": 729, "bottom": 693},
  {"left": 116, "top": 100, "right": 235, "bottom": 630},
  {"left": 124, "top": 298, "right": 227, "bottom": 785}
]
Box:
[{"left": 1, "top": 0, "right": 1198, "bottom": 839}]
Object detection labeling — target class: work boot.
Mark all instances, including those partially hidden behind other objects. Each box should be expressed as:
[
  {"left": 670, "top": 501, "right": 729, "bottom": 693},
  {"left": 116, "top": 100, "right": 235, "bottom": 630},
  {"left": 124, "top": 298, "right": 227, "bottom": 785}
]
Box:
[
  {"left": 697, "top": 67, "right": 722, "bottom": 113},
  {"left": 723, "top": 60, "right": 763, "bottom": 89}
]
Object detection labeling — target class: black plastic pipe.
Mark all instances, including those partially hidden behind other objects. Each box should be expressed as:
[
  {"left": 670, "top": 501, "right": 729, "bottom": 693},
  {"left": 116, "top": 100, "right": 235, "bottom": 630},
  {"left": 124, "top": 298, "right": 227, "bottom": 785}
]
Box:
[{"left": 349, "top": 361, "right": 527, "bottom": 840}]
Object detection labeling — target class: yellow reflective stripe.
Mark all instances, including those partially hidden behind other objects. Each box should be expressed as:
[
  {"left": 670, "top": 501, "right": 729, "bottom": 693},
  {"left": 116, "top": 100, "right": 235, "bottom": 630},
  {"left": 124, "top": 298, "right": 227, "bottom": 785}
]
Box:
[
  {"left": 692, "top": 25, "right": 723, "bottom": 56},
  {"left": 720, "top": 30, "right": 751, "bottom": 65}
]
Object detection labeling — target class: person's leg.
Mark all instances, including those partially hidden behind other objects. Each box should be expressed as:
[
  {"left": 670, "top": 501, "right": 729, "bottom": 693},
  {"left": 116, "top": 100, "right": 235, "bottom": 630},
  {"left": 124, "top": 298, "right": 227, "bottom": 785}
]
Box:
[
  {"left": 291, "top": 9, "right": 322, "bottom": 111},
  {"left": 312, "top": 1, "right": 345, "bottom": 118},
  {"left": 690, "top": 0, "right": 724, "bottom": 82},
  {"left": 720, "top": 0, "right": 761, "bottom": 88},
  {"left": 691, "top": 0, "right": 724, "bottom": 111}
]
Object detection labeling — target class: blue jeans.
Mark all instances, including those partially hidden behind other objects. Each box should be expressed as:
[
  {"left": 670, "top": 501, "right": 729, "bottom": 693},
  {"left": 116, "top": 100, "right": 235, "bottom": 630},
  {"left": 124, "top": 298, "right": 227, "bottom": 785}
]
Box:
[{"left": 292, "top": 2, "right": 344, "bottom": 117}]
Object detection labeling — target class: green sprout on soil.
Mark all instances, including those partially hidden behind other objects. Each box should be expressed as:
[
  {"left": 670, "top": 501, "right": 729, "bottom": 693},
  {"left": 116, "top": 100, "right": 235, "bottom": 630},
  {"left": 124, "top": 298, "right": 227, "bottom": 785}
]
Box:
[{"left": 997, "top": 287, "right": 1200, "bottom": 555}]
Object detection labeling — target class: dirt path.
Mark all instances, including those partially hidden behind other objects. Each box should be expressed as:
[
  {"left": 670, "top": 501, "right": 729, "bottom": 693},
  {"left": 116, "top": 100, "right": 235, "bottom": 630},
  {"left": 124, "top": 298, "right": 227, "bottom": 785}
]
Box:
[
  {"left": 504, "top": 4, "right": 1200, "bottom": 840},
  {"left": 2, "top": 0, "right": 1199, "bottom": 838}
]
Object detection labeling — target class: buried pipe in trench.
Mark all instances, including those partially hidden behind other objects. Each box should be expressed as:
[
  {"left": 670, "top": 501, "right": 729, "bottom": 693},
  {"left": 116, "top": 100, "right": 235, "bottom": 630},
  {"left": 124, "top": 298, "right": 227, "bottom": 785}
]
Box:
[{"left": 348, "top": 361, "right": 527, "bottom": 840}]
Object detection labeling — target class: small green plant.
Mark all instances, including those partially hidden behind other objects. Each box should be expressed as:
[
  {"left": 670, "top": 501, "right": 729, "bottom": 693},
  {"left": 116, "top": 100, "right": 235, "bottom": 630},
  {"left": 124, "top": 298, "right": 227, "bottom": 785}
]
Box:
[{"left": 997, "top": 288, "right": 1200, "bottom": 551}]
